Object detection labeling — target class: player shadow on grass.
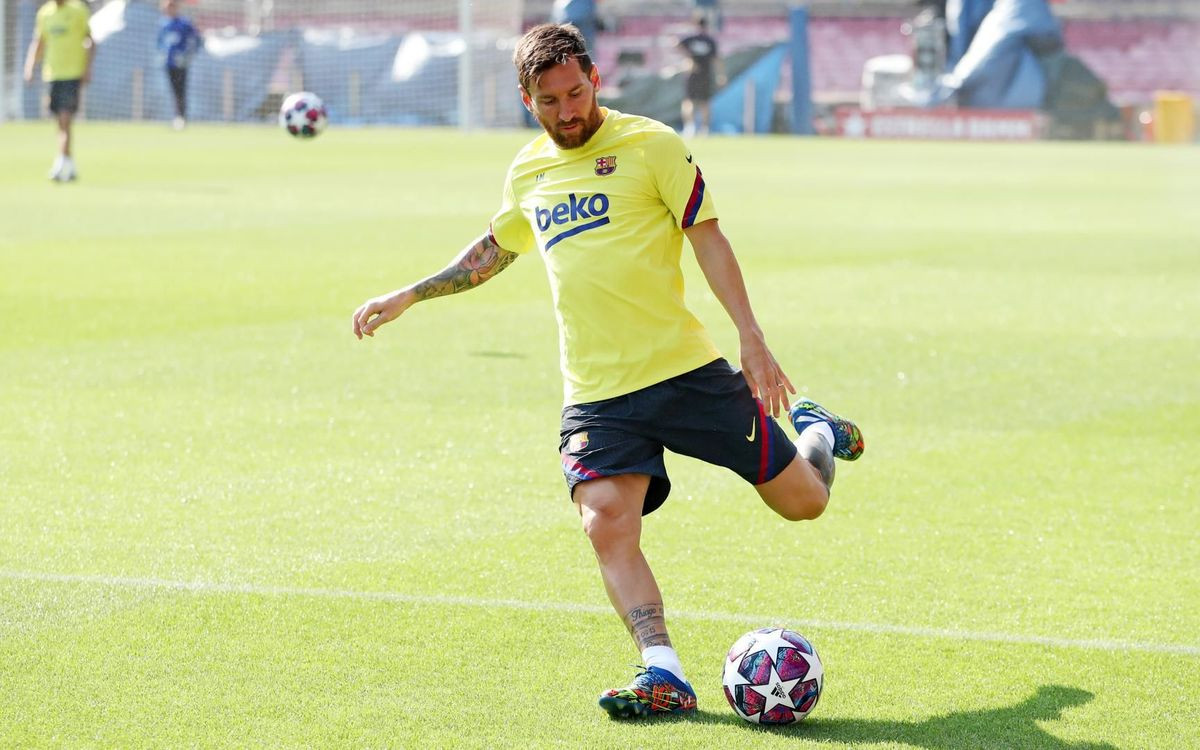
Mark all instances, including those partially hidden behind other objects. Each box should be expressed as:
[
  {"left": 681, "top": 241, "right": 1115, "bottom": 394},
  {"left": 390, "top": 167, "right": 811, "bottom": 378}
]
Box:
[{"left": 688, "top": 685, "right": 1116, "bottom": 749}]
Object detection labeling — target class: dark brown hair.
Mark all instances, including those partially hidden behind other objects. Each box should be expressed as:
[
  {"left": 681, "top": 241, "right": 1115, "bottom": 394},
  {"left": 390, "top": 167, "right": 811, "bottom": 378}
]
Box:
[{"left": 513, "top": 23, "right": 594, "bottom": 93}]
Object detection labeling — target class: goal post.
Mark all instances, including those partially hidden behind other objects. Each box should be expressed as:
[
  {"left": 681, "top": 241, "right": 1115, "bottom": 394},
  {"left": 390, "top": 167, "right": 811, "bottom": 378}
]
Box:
[
  {"left": 1, "top": 0, "right": 8, "bottom": 123},
  {"left": 790, "top": 5, "right": 814, "bottom": 135},
  {"left": 458, "top": 0, "right": 471, "bottom": 131}
]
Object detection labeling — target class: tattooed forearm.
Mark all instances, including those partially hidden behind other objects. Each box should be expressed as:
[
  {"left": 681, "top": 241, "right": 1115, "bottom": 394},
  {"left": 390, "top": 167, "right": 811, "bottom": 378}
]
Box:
[
  {"left": 625, "top": 603, "right": 672, "bottom": 650},
  {"left": 411, "top": 233, "right": 518, "bottom": 302}
]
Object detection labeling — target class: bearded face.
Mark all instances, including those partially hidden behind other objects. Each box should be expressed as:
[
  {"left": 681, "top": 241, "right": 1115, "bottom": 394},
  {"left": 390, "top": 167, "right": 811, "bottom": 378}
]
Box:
[{"left": 524, "top": 59, "right": 604, "bottom": 150}]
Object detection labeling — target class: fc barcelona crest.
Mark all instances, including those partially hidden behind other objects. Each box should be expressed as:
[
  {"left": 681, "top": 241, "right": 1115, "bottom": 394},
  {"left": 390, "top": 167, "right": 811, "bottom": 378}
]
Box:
[{"left": 595, "top": 156, "right": 617, "bottom": 176}]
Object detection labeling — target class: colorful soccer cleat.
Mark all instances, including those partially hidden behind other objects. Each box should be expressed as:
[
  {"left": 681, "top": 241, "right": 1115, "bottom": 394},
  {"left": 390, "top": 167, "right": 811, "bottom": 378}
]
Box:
[
  {"left": 790, "top": 398, "right": 864, "bottom": 461},
  {"left": 598, "top": 666, "right": 698, "bottom": 719}
]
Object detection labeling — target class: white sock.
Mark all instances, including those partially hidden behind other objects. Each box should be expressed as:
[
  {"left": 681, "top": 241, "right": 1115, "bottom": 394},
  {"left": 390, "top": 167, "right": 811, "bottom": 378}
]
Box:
[
  {"left": 642, "top": 645, "right": 687, "bottom": 684},
  {"left": 801, "top": 421, "right": 835, "bottom": 450}
]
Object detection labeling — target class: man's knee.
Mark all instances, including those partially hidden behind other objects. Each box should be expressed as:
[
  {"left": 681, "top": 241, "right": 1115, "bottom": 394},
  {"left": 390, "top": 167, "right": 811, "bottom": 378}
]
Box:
[
  {"left": 775, "top": 490, "right": 828, "bottom": 522},
  {"left": 580, "top": 494, "right": 624, "bottom": 536},
  {"left": 757, "top": 458, "right": 830, "bottom": 521},
  {"left": 575, "top": 475, "right": 648, "bottom": 548}
]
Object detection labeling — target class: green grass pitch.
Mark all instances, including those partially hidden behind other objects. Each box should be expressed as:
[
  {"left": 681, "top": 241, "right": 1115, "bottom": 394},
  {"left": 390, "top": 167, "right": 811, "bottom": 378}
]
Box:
[{"left": 1, "top": 121, "right": 1198, "bottom": 748}]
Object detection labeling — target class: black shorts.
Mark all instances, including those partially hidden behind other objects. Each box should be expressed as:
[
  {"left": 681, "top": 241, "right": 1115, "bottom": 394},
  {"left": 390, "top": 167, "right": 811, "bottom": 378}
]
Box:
[
  {"left": 49, "top": 79, "right": 81, "bottom": 115},
  {"left": 685, "top": 73, "right": 714, "bottom": 102},
  {"left": 167, "top": 67, "right": 189, "bottom": 116},
  {"left": 559, "top": 358, "right": 797, "bottom": 515}
]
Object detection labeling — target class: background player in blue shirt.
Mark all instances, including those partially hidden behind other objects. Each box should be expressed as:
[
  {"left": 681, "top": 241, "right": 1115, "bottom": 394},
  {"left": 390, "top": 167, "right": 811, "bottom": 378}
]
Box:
[{"left": 158, "top": 0, "right": 200, "bottom": 130}]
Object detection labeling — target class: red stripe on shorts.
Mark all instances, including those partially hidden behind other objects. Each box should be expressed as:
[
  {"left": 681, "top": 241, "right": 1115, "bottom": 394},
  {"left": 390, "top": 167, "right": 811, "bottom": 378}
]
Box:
[
  {"left": 563, "top": 455, "right": 601, "bottom": 480},
  {"left": 756, "top": 400, "right": 770, "bottom": 484}
]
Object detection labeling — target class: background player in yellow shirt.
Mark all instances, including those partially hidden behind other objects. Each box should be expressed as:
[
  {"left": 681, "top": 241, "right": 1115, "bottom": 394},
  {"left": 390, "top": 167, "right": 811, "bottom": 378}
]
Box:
[
  {"left": 23, "top": 0, "right": 94, "bottom": 182},
  {"left": 352, "top": 23, "right": 863, "bottom": 719}
]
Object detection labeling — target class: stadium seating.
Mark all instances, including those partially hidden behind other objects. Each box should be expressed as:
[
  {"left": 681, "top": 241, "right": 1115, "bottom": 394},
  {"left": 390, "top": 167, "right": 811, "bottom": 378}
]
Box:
[
  {"left": 1064, "top": 20, "right": 1200, "bottom": 103},
  {"left": 596, "top": 8, "right": 1198, "bottom": 107},
  {"left": 172, "top": 1, "right": 1200, "bottom": 108},
  {"left": 595, "top": 14, "right": 906, "bottom": 100}
]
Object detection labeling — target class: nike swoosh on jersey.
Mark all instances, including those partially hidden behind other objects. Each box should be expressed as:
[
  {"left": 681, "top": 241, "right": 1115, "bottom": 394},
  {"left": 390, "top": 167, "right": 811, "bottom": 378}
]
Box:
[{"left": 745, "top": 419, "right": 756, "bottom": 442}]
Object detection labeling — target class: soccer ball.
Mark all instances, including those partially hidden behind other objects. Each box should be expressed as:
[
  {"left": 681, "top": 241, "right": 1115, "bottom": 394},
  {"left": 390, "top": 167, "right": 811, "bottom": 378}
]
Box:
[
  {"left": 722, "top": 627, "right": 824, "bottom": 724},
  {"left": 280, "top": 92, "right": 327, "bottom": 139}
]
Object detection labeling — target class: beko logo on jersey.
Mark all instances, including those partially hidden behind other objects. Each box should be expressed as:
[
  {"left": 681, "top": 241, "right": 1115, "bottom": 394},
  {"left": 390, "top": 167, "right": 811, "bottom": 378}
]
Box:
[
  {"left": 535, "top": 193, "right": 611, "bottom": 250},
  {"left": 535, "top": 193, "right": 610, "bottom": 232}
]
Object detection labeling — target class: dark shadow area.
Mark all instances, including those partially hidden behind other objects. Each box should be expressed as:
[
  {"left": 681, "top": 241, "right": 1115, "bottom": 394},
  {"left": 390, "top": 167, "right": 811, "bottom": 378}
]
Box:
[{"left": 647, "top": 685, "right": 1116, "bottom": 749}]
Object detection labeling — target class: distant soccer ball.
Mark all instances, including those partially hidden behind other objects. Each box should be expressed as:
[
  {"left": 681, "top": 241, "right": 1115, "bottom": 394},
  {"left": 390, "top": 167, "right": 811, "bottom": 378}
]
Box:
[
  {"left": 280, "top": 92, "right": 327, "bottom": 139},
  {"left": 722, "top": 627, "right": 824, "bottom": 724}
]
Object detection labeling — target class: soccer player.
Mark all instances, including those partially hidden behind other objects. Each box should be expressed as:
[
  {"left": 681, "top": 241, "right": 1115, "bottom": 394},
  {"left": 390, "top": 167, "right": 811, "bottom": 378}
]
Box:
[
  {"left": 352, "top": 23, "right": 863, "bottom": 719},
  {"left": 158, "top": 0, "right": 202, "bottom": 130},
  {"left": 678, "top": 15, "right": 725, "bottom": 137},
  {"left": 23, "top": 0, "right": 94, "bottom": 182}
]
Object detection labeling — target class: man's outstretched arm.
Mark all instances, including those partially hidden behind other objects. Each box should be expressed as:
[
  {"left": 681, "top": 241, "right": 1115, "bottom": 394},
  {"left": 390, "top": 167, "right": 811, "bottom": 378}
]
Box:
[
  {"left": 23, "top": 35, "right": 44, "bottom": 83},
  {"left": 352, "top": 232, "right": 518, "bottom": 339}
]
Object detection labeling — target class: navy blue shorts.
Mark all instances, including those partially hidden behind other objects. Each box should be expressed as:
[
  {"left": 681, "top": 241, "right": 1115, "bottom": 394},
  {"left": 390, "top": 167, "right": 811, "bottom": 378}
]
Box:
[
  {"left": 559, "top": 358, "right": 797, "bottom": 515},
  {"left": 48, "top": 79, "right": 81, "bottom": 114},
  {"left": 686, "top": 72, "right": 715, "bottom": 102}
]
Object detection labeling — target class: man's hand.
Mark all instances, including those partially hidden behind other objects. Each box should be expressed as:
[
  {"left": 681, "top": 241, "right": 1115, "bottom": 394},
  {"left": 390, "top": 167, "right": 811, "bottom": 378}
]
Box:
[
  {"left": 352, "top": 233, "right": 516, "bottom": 340},
  {"left": 739, "top": 330, "right": 794, "bottom": 419},
  {"left": 352, "top": 289, "right": 415, "bottom": 339}
]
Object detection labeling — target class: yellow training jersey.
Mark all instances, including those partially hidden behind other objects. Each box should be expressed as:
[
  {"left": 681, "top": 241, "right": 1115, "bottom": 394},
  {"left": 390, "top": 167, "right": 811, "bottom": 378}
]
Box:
[
  {"left": 35, "top": 0, "right": 91, "bottom": 82},
  {"left": 490, "top": 108, "right": 722, "bottom": 406}
]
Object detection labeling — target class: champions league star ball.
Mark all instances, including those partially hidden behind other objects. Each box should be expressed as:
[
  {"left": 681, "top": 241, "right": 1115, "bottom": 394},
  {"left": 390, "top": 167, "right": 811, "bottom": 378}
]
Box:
[
  {"left": 722, "top": 627, "right": 824, "bottom": 724},
  {"left": 280, "top": 92, "right": 327, "bottom": 139}
]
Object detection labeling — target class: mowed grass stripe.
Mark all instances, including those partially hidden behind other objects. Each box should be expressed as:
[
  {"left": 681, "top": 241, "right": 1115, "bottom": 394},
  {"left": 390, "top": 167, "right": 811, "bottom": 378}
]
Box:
[{"left": 6, "top": 569, "right": 1198, "bottom": 657}]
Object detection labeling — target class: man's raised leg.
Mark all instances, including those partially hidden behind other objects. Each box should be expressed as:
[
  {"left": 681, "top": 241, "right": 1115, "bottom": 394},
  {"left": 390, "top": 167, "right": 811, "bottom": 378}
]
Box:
[
  {"left": 755, "top": 449, "right": 830, "bottom": 522},
  {"left": 756, "top": 399, "right": 864, "bottom": 521}
]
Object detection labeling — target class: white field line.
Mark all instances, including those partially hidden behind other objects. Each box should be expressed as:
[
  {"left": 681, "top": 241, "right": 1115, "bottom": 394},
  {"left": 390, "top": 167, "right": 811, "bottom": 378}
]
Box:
[{"left": 3, "top": 569, "right": 1198, "bottom": 657}]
